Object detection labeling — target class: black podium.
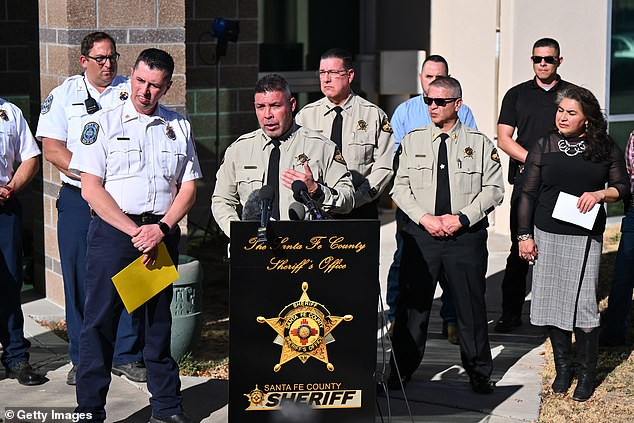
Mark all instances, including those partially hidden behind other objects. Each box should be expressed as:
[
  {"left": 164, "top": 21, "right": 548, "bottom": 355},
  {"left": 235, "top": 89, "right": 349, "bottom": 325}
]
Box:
[{"left": 229, "top": 220, "right": 379, "bottom": 423}]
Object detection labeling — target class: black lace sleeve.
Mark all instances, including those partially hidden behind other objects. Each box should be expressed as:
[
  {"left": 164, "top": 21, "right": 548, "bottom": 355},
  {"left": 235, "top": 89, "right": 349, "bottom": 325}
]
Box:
[
  {"left": 517, "top": 136, "right": 547, "bottom": 235},
  {"left": 608, "top": 143, "right": 630, "bottom": 200}
]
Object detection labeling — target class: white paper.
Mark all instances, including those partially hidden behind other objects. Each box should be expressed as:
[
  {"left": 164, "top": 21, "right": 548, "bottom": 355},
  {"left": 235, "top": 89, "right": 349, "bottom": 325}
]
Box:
[{"left": 551, "top": 192, "right": 600, "bottom": 230}]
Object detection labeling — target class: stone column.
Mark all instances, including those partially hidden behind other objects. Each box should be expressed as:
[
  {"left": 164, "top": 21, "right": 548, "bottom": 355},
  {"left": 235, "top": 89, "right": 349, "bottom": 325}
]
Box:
[{"left": 38, "top": 0, "right": 186, "bottom": 306}]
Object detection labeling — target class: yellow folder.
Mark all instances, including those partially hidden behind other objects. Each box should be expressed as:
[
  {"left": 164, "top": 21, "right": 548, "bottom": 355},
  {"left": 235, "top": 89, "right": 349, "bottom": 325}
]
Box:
[{"left": 111, "top": 242, "right": 180, "bottom": 313}]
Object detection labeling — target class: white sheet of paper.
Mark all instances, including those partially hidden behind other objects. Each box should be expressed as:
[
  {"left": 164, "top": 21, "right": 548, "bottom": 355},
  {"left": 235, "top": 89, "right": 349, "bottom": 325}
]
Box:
[{"left": 551, "top": 192, "right": 600, "bottom": 230}]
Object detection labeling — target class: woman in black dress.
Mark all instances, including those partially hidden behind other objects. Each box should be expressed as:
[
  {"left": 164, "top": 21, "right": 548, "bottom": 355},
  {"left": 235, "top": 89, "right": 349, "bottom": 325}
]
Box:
[{"left": 517, "top": 86, "right": 629, "bottom": 401}]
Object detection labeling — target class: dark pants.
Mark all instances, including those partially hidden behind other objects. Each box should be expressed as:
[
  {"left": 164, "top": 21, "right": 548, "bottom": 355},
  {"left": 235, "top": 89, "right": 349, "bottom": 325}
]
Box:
[
  {"left": 0, "top": 197, "right": 31, "bottom": 369},
  {"left": 500, "top": 182, "right": 529, "bottom": 317},
  {"left": 386, "top": 208, "right": 457, "bottom": 325},
  {"left": 602, "top": 207, "right": 634, "bottom": 345},
  {"left": 390, "top": 219, "right": 492, "bottom": 380},
  {"left": 57, "top": 185, "right": 142, "bottom": 365},
  {"left": 75, "top": 216, "right": 182, "bottom": 422}
]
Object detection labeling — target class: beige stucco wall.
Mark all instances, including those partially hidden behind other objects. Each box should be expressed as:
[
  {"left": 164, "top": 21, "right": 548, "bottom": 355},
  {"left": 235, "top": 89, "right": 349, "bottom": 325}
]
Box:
[{"left": 430, "top": 0, "right": 609, "bottom": 235}]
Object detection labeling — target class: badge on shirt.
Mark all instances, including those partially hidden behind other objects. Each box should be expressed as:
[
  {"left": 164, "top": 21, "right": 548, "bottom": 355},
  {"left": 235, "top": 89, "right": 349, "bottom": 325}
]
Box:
[
  {"left": 119, "top": 91, "right": 129, "bottom": 101},
  {"left": 0, "top": 109, "right": 8, "bottom": 121},
  {"left": 381, "top": 116, "right": 393, "bottom": 133},
  {"left": 464, "top": 147, "right": 474, "bottom": 158},
  {"left": 81, "top": 122, "right": 99, "bottom": 145},
  {"left": 357, "top": 120, "right": 368, "bottom": 131},
  {"left": 297, "top": 154, "right": 310, "bottom": 165},
  {"left": 166, "top": 125, "right": 176, "bottom": 140},
  {"left": 41, "top": 94, "right": 53, "bottom": 115},
  {"left": 491, "top": 148, "right": 500, "bottom": 163},
  {"left": 333, "top": 148, "right": 347, "bottom": 166}
]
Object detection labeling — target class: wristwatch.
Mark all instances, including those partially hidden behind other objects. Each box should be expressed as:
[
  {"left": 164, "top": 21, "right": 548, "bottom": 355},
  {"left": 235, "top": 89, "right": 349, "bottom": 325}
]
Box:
[
  {"left": 157, "top": 221, "right": 171, "bottom": 235},
  {"left": 517, "top": 234, "right": 533, "bottom": 241},
  {"left": 458, "top": 212, "right": 470, "bottom": 227}
]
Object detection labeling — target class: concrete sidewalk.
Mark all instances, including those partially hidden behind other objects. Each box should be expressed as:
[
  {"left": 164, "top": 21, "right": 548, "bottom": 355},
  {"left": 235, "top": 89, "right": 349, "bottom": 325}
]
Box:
[{"left": 1, "top": 209, "right": 544, "bottom": 422}]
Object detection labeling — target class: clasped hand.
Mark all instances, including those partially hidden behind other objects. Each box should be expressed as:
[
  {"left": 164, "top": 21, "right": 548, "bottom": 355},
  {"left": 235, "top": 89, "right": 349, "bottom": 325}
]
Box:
[
  {"left": 419, "top": 214, "right": 463, "bottom": 238},
  {"left": 130, "top": 224, "right": 164, "bottom": 266}
]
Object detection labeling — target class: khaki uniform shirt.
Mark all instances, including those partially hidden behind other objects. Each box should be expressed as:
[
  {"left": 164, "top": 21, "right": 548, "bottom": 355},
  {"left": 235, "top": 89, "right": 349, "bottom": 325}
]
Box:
[
  {"left": 295, "top": 93, "right": 395, "bottom": 207},
  {"left": 391, "top": 121, "right": 504, "bottom": 226},
  {"left": 212, "top": 123, "right": 354, "bottom": 237}
]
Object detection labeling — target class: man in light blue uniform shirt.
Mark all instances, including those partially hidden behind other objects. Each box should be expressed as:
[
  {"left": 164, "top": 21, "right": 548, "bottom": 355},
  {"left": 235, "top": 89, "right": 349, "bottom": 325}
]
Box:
[{"left": 387, "top": 55, "right": 477, "bottom": 344}]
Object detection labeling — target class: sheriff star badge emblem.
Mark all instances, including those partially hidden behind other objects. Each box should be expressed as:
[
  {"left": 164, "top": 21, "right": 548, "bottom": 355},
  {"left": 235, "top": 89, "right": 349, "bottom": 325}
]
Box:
[{"left": 257, "top": 282, "right": 353, "bottom": 372}]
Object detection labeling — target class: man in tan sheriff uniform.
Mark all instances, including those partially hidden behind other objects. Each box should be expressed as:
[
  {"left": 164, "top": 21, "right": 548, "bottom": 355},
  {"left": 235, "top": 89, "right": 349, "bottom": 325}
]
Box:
[
  {"left": 212, "top": 74, "right": 354, "bottom": 237},
  {"left": 388, "top": 76, "right": 504, "bottom": 394},
  {"left": 295, "top": 48, "right": 394, "bottom": 219}
]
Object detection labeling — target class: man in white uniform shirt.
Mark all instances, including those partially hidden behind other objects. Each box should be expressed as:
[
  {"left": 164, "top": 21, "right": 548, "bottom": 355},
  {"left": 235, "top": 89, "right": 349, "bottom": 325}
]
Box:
[
  {"left": 0, "top": 98, "right": 44, "bottom": 386},
  {"left": 69, "top": 49, "right": 201, "bottom": 423}
]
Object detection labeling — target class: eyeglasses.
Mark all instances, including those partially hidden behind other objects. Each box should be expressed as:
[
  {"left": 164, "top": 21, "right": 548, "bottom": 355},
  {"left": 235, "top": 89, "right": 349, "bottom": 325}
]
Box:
[
  {"left": 423, "top": 97, "right": 459, "bottom": 107},
  {"left": 531, "top": 55, "right": 559, "bottom": 64},
  {"left": 85, "top": 53, "right": 120, "bottom": 66},
  {"left": 317, "top": 69, "right": 349, "bottom": 78}
]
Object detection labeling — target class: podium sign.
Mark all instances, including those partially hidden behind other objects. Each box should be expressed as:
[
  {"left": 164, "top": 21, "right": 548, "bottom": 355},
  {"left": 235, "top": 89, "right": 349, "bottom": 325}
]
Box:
[{"left": 229, "top": 220, "right": 379, "bottom": 423}]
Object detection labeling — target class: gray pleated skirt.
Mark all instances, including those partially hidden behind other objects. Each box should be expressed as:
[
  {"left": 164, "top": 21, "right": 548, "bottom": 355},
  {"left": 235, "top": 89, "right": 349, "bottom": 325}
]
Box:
[{"left": 529, "top": 227, "right": 603, "bottom": 331}]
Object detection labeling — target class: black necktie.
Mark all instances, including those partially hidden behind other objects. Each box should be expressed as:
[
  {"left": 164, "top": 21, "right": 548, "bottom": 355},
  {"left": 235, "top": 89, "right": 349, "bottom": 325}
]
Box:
[
  {"left": 330, "top": 106, "right": 343, "bottom": 150},
  {"left": 267, "top": 139, "right": 281, "bottom": 220},
  {"left": 435, "top": 133, "right": 452, "bottom": 216}
]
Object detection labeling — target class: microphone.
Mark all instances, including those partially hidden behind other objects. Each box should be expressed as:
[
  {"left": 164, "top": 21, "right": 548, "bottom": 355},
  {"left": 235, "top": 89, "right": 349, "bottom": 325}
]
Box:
[
  {"left": 291, "top": 180, "right": 324, "bottom": 220},
  {"left": 288, "top": 202, "right": 306, "bottom": 221},
  {"left": 258, "top": 185, "right": 275, "bottom": 242},
  {"left": 241, "top": 189, "right": 261, "bottom": 221}
]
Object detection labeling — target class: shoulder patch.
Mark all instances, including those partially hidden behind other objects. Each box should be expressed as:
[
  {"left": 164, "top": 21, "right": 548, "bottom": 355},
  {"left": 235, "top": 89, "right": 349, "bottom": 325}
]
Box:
[
  {"left": 333, "top": 148, "right": 347, "bottom": 166},
  {"left": 41, "top": 94, "right": 53, "bottom": 114},
  {"left": 81, "top": 122, "right": 100, "bottom": 145},
  {"left": 0, "top": 109, "right": 8, "bottom": 121},
  {"left": 381, "top": 116, "right": 393, "bottom": 133},
  {"left": 491, "top": 148, "right": 500, "bottom": 163}
]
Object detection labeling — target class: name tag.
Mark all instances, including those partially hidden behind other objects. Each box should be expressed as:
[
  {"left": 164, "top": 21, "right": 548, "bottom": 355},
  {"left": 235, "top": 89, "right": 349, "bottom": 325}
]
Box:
[
  {"left": 415, "top": 154, "right": 426, "bottom": 158},
  {"left": 243, "top": 165, "right": 257, "bottom": 169},
  {"left": 117, "top": 137, "right": 130, "bottom": 141}
]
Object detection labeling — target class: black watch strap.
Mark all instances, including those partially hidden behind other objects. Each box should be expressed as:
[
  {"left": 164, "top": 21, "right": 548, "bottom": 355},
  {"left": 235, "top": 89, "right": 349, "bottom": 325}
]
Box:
[{"left": 158, "top": 221, "right": 170, "bottom": 235}]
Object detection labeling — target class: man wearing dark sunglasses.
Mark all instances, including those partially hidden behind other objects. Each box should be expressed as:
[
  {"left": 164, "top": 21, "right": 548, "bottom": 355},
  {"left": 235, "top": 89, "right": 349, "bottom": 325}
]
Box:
[
  {"left": 495, "top": 38, "right": 576, "bottom": 333},
  {"left": 389, "top": 76, "right": 504, "bottom": 394},
  {"left": 35, "top": 32, "right": 146, "bottom": 386},
  {"left": 387, "top": 55, "right": 479, "bottom": 345}
]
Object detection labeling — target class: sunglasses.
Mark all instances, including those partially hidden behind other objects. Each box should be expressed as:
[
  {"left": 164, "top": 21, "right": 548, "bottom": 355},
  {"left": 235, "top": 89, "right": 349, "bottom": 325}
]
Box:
[
  {"left": 531, "top": 55, "right": 559, "bottom": 64},
  {"left": 423, "top": 97, "right": 459, "bottom": 107}
]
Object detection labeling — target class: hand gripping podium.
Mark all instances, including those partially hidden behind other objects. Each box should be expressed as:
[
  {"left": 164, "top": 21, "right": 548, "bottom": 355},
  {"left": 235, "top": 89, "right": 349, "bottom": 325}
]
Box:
[{"left": 229, "top": 220, "right": 379, "bottom": 423}]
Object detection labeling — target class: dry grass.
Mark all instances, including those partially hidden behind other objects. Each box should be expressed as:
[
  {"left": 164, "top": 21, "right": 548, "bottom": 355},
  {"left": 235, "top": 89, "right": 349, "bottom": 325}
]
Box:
[{"left": 539, "top": 226, "right": 634, "bottom": 422}]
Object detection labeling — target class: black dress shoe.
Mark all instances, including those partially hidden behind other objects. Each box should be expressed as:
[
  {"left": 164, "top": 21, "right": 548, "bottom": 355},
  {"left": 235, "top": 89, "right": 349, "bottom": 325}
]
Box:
[
  {"left": 6, "top": 361, "right": 46, "bottom": 386},
  {"left": 149, "top": 413, "right": 194, "bottom": 423},
  {"left": 470, "top": 375, "right": 495, "bottom": 394},
  {"left": 387, "top": 372, "right": 411, "bottom": 390},
  {"left": 112, "top": 361, "right": 147, "bottom": 382},
  {"left": 494, "top": 314, "right": 522, "bottom": 333},
  {"left": 67, "top": 364, "right": 78, "bottom": 385}
]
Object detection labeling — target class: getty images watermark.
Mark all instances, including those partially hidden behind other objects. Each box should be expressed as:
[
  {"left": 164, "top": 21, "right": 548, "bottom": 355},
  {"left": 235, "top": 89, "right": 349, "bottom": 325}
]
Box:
[{"left": 3, "top": 407, "right": 92, "bottom": 422}]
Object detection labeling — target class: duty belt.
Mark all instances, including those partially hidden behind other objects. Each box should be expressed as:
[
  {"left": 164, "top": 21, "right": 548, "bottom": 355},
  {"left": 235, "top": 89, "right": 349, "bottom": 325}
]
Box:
[{"left": 125, "top": 212, "right": 165, "bottom": 224}]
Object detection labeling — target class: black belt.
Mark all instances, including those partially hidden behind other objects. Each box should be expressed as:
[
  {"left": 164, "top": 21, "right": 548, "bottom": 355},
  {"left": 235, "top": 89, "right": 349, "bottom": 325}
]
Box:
[
  {"left": 125, "top": 212, "right": 165, "bottom": 224},
  {"left": 62, "top": 182, "right": 81, "bottom": 193}
]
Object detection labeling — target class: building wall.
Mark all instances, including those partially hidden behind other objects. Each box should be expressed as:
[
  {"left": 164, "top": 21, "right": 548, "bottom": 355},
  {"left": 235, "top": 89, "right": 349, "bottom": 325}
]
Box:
[
  {"left": 38, "top": 0, "right": 187, "bottom": 306},
  {"left": 185, "top": 0, "right": 259, "bottom": 232},
  {"left": 430, "top": 0, "right": 609, "bottom": 234}
]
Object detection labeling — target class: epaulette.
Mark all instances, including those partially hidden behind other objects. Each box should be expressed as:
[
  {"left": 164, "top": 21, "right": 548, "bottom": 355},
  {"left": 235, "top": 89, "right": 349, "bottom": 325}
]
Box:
[
  {"left": 234, "top": 129, "right": 260, "bottom": 143},
  {"left": 299, "top": 127, "right": 328, "bottom": 141},
  {"left": 466, "top": 127, "right": 486, "bottom": 137}
]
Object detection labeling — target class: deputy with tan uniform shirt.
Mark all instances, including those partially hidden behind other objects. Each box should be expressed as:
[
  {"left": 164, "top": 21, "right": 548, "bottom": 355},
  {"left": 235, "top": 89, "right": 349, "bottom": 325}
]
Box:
[
  {"left": 388, "top": 76, "right": 504, "bottom": 395},
  {"left": 295, "top": 48, "right": 394, "bottom": 218},
  {"left": 394, "top": 122, "right": 503, "bottom": 225},
  {"left": 212, "top": 74, "right": 354, "bottom": 237}
]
